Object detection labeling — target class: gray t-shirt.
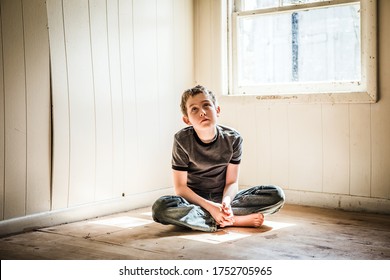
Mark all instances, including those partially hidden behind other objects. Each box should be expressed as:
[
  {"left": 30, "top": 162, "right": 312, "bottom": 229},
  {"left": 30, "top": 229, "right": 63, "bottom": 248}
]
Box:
[{"left": 171, "top": 124, "right": 243, "bottom": 195}]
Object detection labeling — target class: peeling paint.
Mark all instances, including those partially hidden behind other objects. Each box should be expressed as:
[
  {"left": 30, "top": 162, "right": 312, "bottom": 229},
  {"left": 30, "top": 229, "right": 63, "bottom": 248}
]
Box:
[{"left": 256, "top": 95, "right": 298, "bottom": 100}]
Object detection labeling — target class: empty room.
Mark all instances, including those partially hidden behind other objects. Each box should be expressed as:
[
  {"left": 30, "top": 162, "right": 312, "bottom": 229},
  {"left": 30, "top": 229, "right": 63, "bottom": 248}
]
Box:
[{"left": 0, "top": 0, "right": 389, "bottom": 271}]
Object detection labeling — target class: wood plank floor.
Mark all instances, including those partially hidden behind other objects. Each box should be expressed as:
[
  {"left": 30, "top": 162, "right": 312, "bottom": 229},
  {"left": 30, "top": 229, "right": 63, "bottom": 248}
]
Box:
[{"left": 0, "top": 204, "right": 389, "bottom": 260}]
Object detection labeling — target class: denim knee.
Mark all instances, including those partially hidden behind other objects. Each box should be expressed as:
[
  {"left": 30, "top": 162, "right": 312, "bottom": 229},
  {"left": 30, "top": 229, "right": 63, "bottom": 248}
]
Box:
[
  {"left": 151, "top": 195, "right": 217, "bottom": 232},
  {"left": 152, "top": 195, "right": 185, "bottom": 223},
  {"left": 231, "top": 185, "right": 285, "bottom": 215},
  {"left": 233, "top": 185, "right": 284, "bottom": 205}
]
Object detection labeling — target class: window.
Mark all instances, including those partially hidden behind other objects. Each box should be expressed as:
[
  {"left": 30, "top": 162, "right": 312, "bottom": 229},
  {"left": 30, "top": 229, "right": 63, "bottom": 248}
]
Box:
[{"left": 228, "top": 0, "right": 377, "bottom": 102}]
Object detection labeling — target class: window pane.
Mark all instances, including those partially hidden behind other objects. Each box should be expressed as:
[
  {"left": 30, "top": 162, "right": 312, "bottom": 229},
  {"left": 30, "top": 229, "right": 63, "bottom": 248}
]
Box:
[
  {"left": 237, "top": 4, "right": 361, "bottom": 86},
  {"left": 238, "top": 13, "right": 292, "bottom": 84}
]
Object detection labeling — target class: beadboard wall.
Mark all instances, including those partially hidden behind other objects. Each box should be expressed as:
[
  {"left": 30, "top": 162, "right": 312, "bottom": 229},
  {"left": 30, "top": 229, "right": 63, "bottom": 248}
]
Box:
[{"left": 0, "top": 0, "right": 193, "bottom": 235}]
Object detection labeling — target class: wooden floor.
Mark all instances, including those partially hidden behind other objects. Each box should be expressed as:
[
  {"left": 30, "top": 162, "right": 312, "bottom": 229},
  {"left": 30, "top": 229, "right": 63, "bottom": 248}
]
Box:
[{"left": 0, "top": 204, "right": 389, "bottom": 260}]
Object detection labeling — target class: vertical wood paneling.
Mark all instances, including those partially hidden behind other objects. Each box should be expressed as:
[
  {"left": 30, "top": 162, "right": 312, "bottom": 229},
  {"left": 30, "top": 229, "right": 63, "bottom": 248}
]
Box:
[
  {"left": 288, "top": 105, "right": 323, "bottom": 192},
  {"left": 46, "top": 0, "right": 195, "bottom": 208},
  {"left": 63, "top": 0, "right": 96, "bottom": 206},
  {"left": 350, "top": 104, "right": 371, "bottom": 197},
  {"left": 107, "top": 0, "right": 125, "bottom": 198},
  {"left": 133, "top": 0, "right": 160, "bottom": 192},
  {"left": 0, "top": 0, "right": 197, "bottom": 223},
  {"left": 156, "top": 0, "right": 176, "bottom": 186},
  {"left": 254, "top": 103, "right": 271, "bottom": 185},
  {"left": 371, "top": 99, "right": 390, "bottom": 199},
  {"left": 372, "top": 0, "right": 390, "bottom": 199},
  {"left": 23, "top": 0, "right": 51, "bottom": 214},
  {"left": 269, "top": 104, "right": 289, "bottom": 189},
  {"left": 209, "top": 0, "right": 222, "bottom": 93},
  {"left": 119, "top": 0, "right": 139, "bottom": 196},
  {"left": 322, "top": 104, "right": 350, "bottom": 194},
  {"left": 195, "top": 0, "right": 212, "bottom": 86},
  {"left": 2, "top": 0, "right": 27, "bottom": 219},
  {"left": 89, "top": 0, "right": 114, "bottom": 201},
  {"left": 218, "top": 97, "right": 239, "bottom": 130},
  {"left": 0, "top": 7, "right": 4, "bottom": 220},
  {"left": 47, "top": 0, "right": 70, "bottom": 210},
  {"left": 173, "top": 0, "right": 195, "bottom": 101},
  {"left": 238, "top": 101, "right": 258, "bottom": 186}
]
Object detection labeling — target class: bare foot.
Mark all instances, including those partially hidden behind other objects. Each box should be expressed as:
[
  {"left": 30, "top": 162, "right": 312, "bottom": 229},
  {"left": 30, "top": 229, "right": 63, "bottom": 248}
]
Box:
[{"left": 231, "top": 212, "right": 264, "bottom": 227}]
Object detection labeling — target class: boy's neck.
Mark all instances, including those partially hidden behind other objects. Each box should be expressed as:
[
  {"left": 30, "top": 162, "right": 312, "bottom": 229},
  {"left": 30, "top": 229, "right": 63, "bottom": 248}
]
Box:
[{"left": 195, "top": 126, "right": 217, "bottom": 143}]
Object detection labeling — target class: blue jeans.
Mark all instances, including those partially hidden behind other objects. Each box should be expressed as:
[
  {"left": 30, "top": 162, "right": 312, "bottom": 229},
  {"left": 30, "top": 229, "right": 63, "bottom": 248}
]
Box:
[{"left": 152, "top": 185, "right": 285, "bottom": 232}]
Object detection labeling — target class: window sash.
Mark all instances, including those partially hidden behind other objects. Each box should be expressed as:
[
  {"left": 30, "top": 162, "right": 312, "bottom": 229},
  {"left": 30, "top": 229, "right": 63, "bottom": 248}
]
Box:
[
  {"left": 228, "top": 0, "right": 377, "bottom": 103},
  {"left": 235, "top": 0, "right": 360, "bottom": 15}
]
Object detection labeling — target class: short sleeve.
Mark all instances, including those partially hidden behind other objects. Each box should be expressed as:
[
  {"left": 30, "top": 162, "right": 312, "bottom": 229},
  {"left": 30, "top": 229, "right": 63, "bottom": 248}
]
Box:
[
  {"left": 230, "top": 134, "right": 243, "bottom": 164},
  {"left": 171, "top": 136, "right": 189, "bottom": 171}
]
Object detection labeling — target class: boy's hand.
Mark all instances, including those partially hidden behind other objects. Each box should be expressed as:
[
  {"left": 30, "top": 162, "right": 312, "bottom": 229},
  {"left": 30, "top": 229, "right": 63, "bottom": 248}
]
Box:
[
  {"left": 219, "top": 201, "right": 234, "bottom": 227},
  {"left": 221, "top": 196, "right": 234, "bottom": 217},
  {"left": 221, "top": 201, "right": 233, "bottom": 218},
  {"left": 210, "top": 202, "right": 234, "bottom": 227}
]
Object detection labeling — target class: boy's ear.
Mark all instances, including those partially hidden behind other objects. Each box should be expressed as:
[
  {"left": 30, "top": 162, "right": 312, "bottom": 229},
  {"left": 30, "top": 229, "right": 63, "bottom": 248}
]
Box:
[
  {"left": 216, "top": 105, "right": 221, "bottom": 116},
  {"left": 182, "top": 115, "right": 191, "bottom": 125}
]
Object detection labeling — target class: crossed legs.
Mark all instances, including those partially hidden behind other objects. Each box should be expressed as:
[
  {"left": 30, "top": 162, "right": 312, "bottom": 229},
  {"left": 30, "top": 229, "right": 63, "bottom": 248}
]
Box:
[{"left": 152, "top": 185, "right": 285, "bottom": 232}]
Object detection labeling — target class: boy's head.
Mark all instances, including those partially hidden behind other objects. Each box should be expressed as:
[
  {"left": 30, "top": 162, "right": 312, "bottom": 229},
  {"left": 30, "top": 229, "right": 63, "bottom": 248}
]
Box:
[{"left": 180, "top": 85, "right": 217, "bottom": 117}]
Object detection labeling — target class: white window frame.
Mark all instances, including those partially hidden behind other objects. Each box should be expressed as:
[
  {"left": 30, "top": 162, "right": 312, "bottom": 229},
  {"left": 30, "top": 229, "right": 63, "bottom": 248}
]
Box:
[{"left": 227, "top": 0, "right": 377, "bottom": 103}]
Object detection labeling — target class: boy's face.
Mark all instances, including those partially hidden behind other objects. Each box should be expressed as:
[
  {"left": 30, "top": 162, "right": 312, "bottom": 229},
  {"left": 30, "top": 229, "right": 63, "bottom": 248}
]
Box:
[{"left": 182, "top": 92, "right": 220, "bottom": 131}]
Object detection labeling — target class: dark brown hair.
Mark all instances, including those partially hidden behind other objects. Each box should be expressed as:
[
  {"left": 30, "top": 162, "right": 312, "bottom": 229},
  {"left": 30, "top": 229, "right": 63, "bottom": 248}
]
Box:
[{"left": 180, "top": 85, "right": 217, "bottom": 116}]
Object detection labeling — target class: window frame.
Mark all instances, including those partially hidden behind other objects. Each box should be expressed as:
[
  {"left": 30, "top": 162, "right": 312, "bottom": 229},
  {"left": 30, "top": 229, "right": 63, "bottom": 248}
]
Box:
[{"left": 227, "top": 0, "right": 377, "bottom": 103}]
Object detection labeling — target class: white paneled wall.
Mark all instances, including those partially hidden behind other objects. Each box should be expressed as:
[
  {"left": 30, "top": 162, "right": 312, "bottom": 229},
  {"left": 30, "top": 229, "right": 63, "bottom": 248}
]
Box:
[
  {"left": 0, "top": 0, "right": 194, "bottom": 228},
  {"left": 195, "top": 0, "right": 390, "bottom": 213},
  {"left": 0, "top": 0, "right": 51, "bottom": 220},
  {"left": 47, "top": 0, "right": 194, "bottom": 209}
]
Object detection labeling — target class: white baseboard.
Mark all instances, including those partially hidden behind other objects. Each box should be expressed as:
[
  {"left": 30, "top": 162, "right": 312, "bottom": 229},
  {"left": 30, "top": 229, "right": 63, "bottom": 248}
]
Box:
[
  {"left": 0, "top": 187, "right": 173, "bottom": 237},
  {"left": 283, "top": 189, "right": 390, "bottom": 214}
]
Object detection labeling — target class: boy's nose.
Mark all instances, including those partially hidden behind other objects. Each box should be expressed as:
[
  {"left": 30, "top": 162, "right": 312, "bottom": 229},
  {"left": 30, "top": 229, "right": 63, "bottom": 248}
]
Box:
[{"left": 200, "top": 110, "right": 206, "bottom": 117}]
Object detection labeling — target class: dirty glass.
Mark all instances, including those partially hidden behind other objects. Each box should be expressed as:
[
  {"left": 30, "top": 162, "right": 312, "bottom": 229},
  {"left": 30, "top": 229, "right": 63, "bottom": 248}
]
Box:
[{"left": 237, "top": 3, "right": 360, "bottom": 86}]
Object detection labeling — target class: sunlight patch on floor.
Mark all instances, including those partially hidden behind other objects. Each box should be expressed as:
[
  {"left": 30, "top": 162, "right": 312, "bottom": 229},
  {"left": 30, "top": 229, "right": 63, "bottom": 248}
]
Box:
[
  {"left": 178, "top": 220, "right": 295, "bottom": 244},
  {"left": 89, "top": 216, "right": 153, "bottom": 228},
  {"left": 179, "top": 230, "right": 251, "bottom": 244},
  {"left": 263, "top": 220, "right": 295, "bottom": 230},
  {"left": 141, "top": 212, "right": 152, "bottom": 217}
]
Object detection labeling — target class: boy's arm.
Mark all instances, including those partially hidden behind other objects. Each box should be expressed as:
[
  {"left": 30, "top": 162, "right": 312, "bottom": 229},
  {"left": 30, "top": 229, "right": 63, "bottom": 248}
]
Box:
[
  {"left": 222, "top": 163, "right": 240, "bottom": 214},
  {"left": 172, "top": 169, "right": 232, "bottom": 224}
]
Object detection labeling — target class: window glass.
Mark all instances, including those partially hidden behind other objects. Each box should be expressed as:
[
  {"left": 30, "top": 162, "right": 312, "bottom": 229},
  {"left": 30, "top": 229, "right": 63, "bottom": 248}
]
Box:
[{"left": 237, "top": 4, "right": 361, "bottom": 86}]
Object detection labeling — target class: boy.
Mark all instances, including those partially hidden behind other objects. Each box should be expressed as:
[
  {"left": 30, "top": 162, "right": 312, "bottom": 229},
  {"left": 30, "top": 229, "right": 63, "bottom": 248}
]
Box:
[{"left": 152, "top": 85, "right": 285, "bottom": 232}]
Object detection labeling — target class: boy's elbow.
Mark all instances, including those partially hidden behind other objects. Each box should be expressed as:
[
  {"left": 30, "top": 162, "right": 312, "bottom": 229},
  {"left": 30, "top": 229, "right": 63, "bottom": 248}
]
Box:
[{"left": 174, "top": 185, "right": 184, "bottom": 197}]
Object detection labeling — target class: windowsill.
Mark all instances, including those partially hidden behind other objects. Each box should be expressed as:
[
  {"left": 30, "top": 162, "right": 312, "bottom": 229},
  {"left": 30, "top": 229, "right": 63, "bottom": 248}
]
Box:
[{"left": 221, "top": 91, "right": 377, "bottom": 104}]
